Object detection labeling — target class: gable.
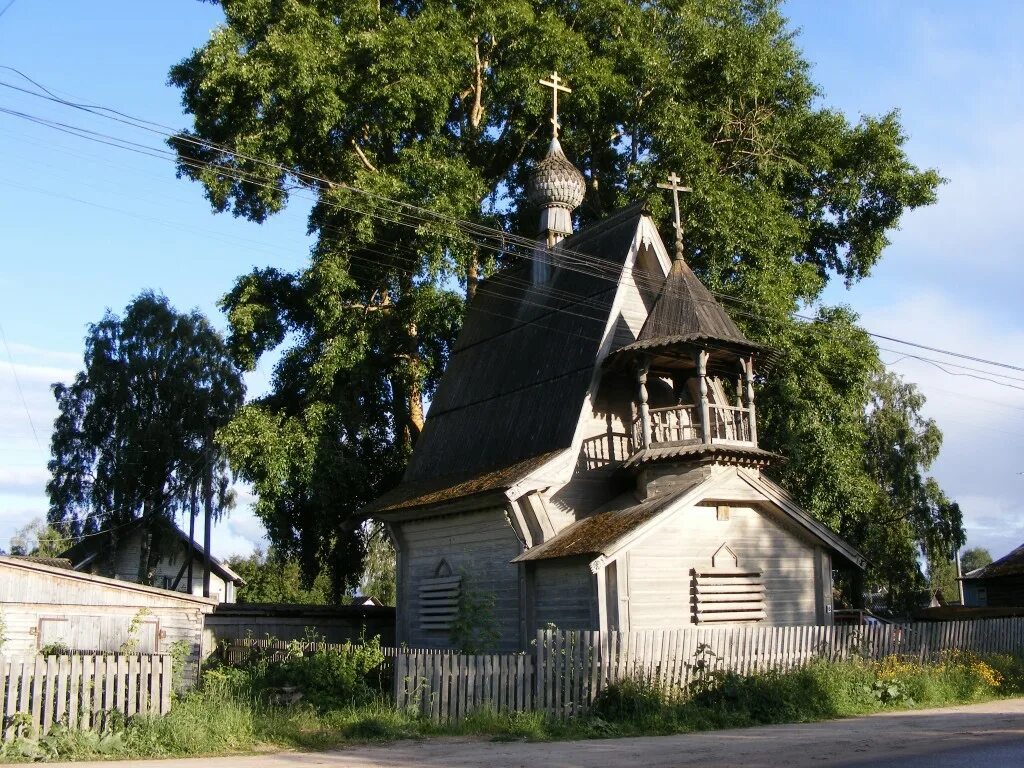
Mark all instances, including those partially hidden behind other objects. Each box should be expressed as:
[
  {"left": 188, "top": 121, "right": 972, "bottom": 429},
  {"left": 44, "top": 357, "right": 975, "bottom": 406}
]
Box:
[{"left": 513, "top": 466, "right": 865, "bottom": 570}]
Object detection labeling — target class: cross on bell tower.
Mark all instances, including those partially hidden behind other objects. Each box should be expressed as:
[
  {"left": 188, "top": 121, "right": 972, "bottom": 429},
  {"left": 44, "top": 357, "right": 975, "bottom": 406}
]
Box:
[
  {"left": 656, "top": 172, "right": 692, "bottom": 261},
  {"left": 539, "top": 71, "right": 571, "bottom": 140}
]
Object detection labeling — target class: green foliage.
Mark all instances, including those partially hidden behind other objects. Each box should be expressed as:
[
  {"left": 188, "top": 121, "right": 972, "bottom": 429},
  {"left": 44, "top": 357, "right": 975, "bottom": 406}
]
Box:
[
  {"left": 359, "top": 523, "right": 396, "bottom": 606},
  {"left": 171, "top": 0, "right": 945, "bottom": 597},
  {"left": 228, "top": 635, "right": 387, "bottom": 710},
  {"left": 591, "top": 677, "right": 664, "bottom": 721},
  {"left": 38, "top": 641, "right": 71, "bottom": 657},
  {"left": 119, "top": 608, "right": 153, "bottom": 654},
  {"left": 961, "top": 547, "right": 993, "bottom": 574},
  {"left": 8, "top": 518, "right": 69, "bottom": 558},
  {"left": 927, "top": 554, "right": 960, "bottom": 605},
  {"left": 225, "top": 548, "right": 332, "bottom": 604},
  {"left": 449, "top": 576, "right": 500, "bottom": 654},
  {"left": 47, "top": 292, "right": 244, "bottom": 583},
  {"left": 168, "top": 640, "right": 192, "bottom": 692},
  {"left": 0, "top": 607, "right": 7, "bottom": 654}
]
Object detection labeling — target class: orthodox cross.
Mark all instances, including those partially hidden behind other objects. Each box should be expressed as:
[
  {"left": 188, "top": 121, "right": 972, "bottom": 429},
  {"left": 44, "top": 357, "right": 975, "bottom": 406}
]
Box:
[
  {"left": 539, "top": 71, "right": 571, "bottom": 139},
  {"left": 657, "top": 171, "right": 692, "bottom": 260}
]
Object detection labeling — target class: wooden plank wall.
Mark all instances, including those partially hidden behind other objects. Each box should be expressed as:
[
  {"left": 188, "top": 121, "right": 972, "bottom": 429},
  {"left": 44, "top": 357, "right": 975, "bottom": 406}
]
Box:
[
  {"left": 0, "top": 653, "right": 172, "bottom": 742},
  {"left": 395, "top": 618, "right": 1024, "bottom": 721}
]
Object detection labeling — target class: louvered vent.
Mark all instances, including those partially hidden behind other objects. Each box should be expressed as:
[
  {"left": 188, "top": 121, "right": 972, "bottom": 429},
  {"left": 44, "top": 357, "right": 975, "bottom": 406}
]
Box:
[
  {"left": 419, "top": 575, "right": 462, "bottom": 631},
  {"left": 693, "top": 567, "right": 765, "bottom": 624}
]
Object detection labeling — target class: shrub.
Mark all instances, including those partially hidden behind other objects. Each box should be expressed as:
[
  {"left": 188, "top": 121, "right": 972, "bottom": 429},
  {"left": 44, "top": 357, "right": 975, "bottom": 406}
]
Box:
[{"left": 591, "top": 678, "right": 665, "bottom": 721}]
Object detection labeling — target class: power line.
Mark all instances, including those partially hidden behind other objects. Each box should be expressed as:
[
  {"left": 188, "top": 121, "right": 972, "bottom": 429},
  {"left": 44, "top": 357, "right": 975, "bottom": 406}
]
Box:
[
  {"left": 0, "top": 319, "right": 43, "bottom": 453},
  {"left": 2, "top": 70, "right": 1023, "bottom": 389}
]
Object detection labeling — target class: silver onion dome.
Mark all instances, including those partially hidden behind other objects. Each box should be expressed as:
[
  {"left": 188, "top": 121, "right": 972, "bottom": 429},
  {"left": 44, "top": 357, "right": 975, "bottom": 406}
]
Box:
[{"left": 526, "top": 138, "right": 586, "bottom": 211}]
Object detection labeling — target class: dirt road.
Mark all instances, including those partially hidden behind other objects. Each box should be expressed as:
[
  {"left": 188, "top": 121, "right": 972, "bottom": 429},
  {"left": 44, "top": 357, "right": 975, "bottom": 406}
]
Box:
[{"left": 44, "top": 698, "right": 1024, "bottom": 768}]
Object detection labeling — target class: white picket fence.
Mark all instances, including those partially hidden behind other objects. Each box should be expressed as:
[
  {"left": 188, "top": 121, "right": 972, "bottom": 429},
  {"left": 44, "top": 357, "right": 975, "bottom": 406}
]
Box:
[
  {"left": 1, "top": 653, "right": 173, "bottom": 742},
  {"left": 395, "top": 618, "right": 1024, "bottom": 721}
]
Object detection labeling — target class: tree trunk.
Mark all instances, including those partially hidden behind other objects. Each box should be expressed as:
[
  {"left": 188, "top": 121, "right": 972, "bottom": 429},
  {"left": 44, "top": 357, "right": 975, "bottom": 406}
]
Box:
[
  {"left": 407, "top": 319, "right": 424, "bottom": 444},
  {"left": 398, "top": 274, "right": 424, "bottom": 449},
  {"left": 466, "top": 250, "right": 479, "bottom": 302},
  {"left": 137, "top": 502, "right": 153, "bottom": 584}
]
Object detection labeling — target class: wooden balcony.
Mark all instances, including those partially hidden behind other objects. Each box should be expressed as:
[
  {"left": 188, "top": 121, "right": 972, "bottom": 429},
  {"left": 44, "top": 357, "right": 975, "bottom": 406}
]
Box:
[{"left": 631, "top": 403, "right": 755, "bottom": 451}]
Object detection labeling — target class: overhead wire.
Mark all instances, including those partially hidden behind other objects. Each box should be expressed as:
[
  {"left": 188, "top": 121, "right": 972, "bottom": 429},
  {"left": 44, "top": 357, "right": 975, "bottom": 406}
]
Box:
[{"left": 2, "top": 70, "right": 1023, "bottom": 392}]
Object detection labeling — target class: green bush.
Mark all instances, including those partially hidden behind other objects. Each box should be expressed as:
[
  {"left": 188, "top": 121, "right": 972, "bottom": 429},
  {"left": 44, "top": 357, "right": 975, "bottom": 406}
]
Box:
[
  {"left": 591, "top": 678, "right": 665, "bottom": 721},
  {"left": 222, "top": 635, "right": 387, "bottom": 711}
]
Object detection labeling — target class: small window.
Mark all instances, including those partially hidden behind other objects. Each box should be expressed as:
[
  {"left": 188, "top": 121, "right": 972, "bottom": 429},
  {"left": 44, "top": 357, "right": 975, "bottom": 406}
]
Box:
[
  {"left": 693, "top": 545, "right": 764, "bottom": 624},
  {"left": 419, "top": 560, "right": 461, "bottom": 631}
]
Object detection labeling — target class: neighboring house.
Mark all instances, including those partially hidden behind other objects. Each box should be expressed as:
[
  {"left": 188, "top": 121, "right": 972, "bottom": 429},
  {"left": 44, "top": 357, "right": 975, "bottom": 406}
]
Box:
[
  {"left": 962, "top": 543, "right": 1024, "bottom": 607},
  {"left": 367, "top": 135, "right": 867, "bottom": 651},
  {"left": 0, "top": 556, "right": 215, "bottom": 685},
  {"left": 62, "top": 521, "right": 245, "bottom": 604}
]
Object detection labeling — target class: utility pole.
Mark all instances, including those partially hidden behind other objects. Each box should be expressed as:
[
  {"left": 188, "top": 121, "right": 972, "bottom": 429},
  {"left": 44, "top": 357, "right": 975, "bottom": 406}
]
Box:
[
  {"left": 186, "top": 492, "right": 196, "bottom": 595},
  {"left": 955, "top": 548, "right": 965, "bottom": 605},
  {"left": 203, "top": 435, "right": 213, "bottom": 599}
]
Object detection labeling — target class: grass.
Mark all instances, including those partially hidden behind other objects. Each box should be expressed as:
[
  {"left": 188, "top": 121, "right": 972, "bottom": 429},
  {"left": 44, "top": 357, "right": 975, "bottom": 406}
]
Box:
[{"left": 3, "top": 650, "right": 1023, "bottom": 762}]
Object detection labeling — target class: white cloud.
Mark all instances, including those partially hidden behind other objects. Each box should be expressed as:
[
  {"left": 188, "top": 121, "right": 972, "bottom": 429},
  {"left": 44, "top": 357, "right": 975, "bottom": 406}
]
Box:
[
  {"left": 0, "top": 467, "right": 50, "bottom": 497},
  {"left": 857, "top": 292, "right": 1024, "bottom": 560}
]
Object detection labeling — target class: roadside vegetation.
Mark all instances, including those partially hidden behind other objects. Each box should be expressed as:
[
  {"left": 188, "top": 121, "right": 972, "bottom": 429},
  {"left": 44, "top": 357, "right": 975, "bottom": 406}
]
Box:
[{"left": 2, "top": 640, "right": 1024, "bottom": 762}]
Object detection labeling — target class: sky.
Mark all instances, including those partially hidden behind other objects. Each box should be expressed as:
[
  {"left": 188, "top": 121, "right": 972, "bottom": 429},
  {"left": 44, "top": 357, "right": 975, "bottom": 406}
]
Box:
[{"left": 1, "top": 1, "right": 1022, "bottom": 563}]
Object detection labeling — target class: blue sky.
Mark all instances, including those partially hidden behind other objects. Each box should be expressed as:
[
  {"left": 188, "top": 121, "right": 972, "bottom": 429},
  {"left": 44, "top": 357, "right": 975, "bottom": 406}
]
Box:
[{"left": 1, "top": 1, "right": 1022, "bottom": 563}]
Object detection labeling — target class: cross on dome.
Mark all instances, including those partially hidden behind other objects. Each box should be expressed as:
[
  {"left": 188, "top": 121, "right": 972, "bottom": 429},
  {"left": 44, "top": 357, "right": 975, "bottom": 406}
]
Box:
[
  {"left": 539, "top": 71, "right": 571, "bottom": 140},
  {"left": 657, "top": 171, "right": 692, "bottom": 260}
]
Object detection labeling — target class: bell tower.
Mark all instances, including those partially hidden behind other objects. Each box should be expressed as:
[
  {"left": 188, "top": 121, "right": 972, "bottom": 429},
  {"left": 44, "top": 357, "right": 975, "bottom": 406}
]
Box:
[{"left": 606, "top": 174, "right": 771, "bottom": 484}]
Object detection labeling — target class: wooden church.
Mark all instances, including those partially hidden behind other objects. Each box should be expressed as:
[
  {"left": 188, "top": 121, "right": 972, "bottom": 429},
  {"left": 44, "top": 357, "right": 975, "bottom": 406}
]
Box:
[{"left": 367, "top": 75, "right": 866, "bottom": 651}]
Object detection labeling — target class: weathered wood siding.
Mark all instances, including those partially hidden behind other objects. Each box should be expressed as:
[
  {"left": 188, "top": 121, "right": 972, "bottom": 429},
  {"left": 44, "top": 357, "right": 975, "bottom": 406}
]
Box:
[
  {"left": 0, "top": 559, "right": 214, "bottom": 687},
  {"left": 622, "top": 502, "right": 822, "bottom": 629},
  {"left": 81, "top": 528, "right": 234, "bottom": 603},
  {"left": 531, "top": 556, "right": 597, "bottom": 634},
  {"left": 398, "top": 508, "right": 522, "bottom": 651}
]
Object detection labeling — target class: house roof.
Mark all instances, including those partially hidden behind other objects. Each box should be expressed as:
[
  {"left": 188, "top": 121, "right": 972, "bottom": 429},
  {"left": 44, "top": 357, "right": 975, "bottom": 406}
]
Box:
[
  {"left": 0, "top": 555, "right": 219, "bottom": 607},
  {"left": 963, "top": 543, "right": 1024, "bottom": 580},
  {"left": 365, "top": 450, "right": 564, "bottom": 515},
  {"left": 8, "top": 555, "right": 73, "bottom": 569},
  {"left": 376, "top": 204, "right": 648, "bottom": 513},
  {"left": 62, "top": 519, "right": 245, "bottom": 585}
]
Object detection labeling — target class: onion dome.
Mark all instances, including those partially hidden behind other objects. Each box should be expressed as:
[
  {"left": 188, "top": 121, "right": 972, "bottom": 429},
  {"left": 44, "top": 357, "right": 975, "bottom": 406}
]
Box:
[{"left": 526, "top": 138, "right": 586, "bottom": 211}]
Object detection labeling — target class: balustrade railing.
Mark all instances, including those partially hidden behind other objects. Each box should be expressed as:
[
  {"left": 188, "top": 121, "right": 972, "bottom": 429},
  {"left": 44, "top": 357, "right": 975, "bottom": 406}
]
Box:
[{"left": 631, "top": 403, "right": 754, "bottom": 450}]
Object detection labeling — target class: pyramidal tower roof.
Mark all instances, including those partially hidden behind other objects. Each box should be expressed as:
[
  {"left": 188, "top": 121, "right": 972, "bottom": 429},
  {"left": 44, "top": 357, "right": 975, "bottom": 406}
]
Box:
[{"left": 630, "top": 254, "right": 755, "bottom": 351}]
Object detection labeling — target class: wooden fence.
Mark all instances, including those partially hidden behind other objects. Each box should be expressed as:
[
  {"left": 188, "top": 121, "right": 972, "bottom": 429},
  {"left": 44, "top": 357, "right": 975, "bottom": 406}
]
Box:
[
  {"left": 393, "top": 652, "right": 534, "bottom": 721},
  {"left": 0, "top": 653, "right": 172, "bottom": 742},
  {"left": 223, "top": 638, "right": 443, "bottom": 664},
  {"left": 395, "top": 618, "right": 1024, "bottom": 721}
]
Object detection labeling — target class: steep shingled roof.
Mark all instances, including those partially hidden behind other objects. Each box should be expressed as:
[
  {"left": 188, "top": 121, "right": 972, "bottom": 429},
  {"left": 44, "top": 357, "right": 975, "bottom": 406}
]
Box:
[{"left": 387, "top": 205, "right": 647, "bottom": 509}]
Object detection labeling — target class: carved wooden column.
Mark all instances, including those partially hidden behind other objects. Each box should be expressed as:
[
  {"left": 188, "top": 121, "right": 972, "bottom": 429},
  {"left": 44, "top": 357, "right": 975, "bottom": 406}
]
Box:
[
  {"left": 696, "top": 349, "right": 710, "bottom": 444},
  {"left": 637, "top": 359, "right": 652, "bottom": 449},
  {"left": 744, "top": 355, "right": 758, "bottom": 445}
]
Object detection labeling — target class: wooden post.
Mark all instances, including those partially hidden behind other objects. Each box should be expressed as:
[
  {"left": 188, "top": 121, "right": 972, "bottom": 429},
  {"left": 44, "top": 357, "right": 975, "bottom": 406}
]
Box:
[
  {"left": 744, "top": 356, "right": 758, "bottom": 445},
  {"left": 637, "top": 360, "right": 652, "bottom": 449},
  {"left": 696, "top": 350, "right": 710, "bottom": 444}
]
